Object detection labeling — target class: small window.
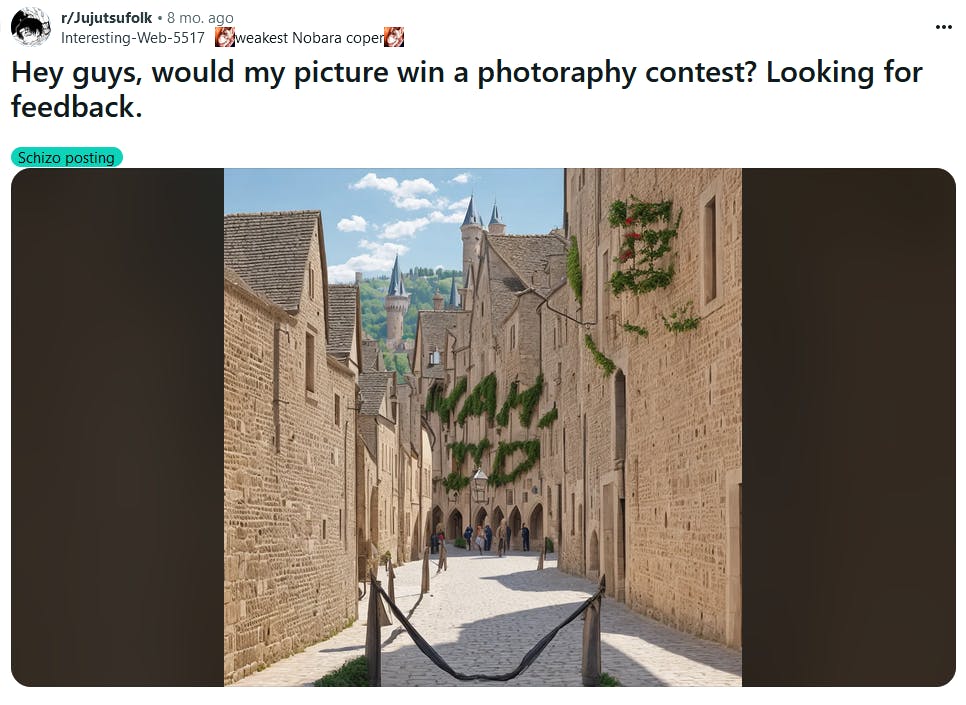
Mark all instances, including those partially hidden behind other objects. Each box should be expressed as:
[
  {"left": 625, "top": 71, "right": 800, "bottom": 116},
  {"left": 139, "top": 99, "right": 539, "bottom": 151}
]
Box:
[
  {"left": 308, "top": 267, "right": 315, "bottom": 300},
  {"left": 305, "top": 332, "right": 315, "bottom": 392},
  {"left": 322, "top": 519, "right": 327, "bottom": 539},
  {"left": 334, "top": 394, "right": 341, "bottom": 426},
  {"left": 506, "top": 489, "right": 513, "bottom": 506},
  {"left": 510, "top": 325, "right": 516, "bottom": 350}
]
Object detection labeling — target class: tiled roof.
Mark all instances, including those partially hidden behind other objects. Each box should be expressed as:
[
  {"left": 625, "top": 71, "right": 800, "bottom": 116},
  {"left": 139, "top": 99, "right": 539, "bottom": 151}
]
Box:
[
  {"left": 358, "top": 371, "right": 394, "bottom": 416},
  {"left": 326, "top": 284, "right": 358, "bottom": 361},
  {"left": 417, "top": 310, "right": 463, "bottom": 379},
  {"left": 361, "top": 339, "right": 382, "bottom": 371},
  {"left": 488, "top": 268, "right": 528, "bottom": 327},
  {"left": 487, "top": 234, "right": 567, "bottom": 295},
  {"left": 224, "top": 210, "right": 320, "bottom": 313}
]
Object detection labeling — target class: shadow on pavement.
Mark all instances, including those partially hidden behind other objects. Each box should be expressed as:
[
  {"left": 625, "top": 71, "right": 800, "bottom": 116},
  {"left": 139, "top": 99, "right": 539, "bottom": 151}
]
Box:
[
  {"left": 381, "top": 600, "right": 668, "bottom": 687},
  {"left": 467, "top": 560, "right": 741, "bottom": 679}
]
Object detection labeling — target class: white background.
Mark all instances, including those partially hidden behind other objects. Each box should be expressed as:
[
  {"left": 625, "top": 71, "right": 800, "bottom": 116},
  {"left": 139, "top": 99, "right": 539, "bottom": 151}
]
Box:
[{"left": 1, "top": 1, "right": 962, "bottom": 702}]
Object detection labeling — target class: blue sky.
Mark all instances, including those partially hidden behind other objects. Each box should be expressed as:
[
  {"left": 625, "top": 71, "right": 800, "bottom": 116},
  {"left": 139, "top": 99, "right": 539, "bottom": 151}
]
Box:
[{"left": 224, "top": 169, "right": 563, "bottom": 282}]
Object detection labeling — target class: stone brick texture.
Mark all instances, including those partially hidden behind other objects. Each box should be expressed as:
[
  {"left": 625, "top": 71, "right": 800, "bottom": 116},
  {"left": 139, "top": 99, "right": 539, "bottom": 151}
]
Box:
[
  {"left": 224, "top": 234, "right": 358, "bottom": 683},
  {"left": 417, "top": 169, "right": 741, "bottom": 649}
]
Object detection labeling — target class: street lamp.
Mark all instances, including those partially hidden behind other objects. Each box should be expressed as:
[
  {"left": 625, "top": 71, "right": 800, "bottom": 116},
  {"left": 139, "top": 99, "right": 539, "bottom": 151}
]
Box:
[{"left": 472, "top": 466, "right": 488, "bottom": 504}]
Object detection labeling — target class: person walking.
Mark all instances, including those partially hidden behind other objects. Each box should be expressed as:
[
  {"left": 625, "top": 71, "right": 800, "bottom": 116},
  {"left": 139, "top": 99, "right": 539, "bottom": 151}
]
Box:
[
  {"left": 521, "top": 522, "right": 531, "bottom": 551},
  {"left": 474, "top": 525, "right": 485, "bottom": 555},
  {"left": 505, "top": 523, "right": 512, "bottom": 552},
  {"left": 463, "top": 525, "right": 473, "bottom": 550},
  {"left": 484, "top": 523, "right": 493, "bottom": 551},
  {"left": 497, "top": 521, "right": 507, "bottom": 557}
]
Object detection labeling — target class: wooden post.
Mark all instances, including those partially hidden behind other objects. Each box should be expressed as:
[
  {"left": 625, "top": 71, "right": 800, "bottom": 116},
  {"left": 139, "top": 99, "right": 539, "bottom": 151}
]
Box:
[
  {"left": 537, "top": 547, "right": 545, "bottom": 570},
  {"left": 365, "top": 573, "right": 381, "bottom": 687},
  {"left": 387, "top": 559, "right": 396, "bottom": 605},
  {"left": 421, "top": 548, "right": 430, "bottom": 594},
  {"left": 581, "top": 576, "right": 604, "bottom": 686}
]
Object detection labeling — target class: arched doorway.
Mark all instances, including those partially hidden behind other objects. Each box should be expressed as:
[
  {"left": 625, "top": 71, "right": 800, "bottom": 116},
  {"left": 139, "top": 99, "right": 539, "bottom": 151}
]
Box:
[
  {"left": 474, "top": 506, "right": 488, "bottom": 529},
  {"left": 528, "top": 503, "right": 544, "bottom": 551},
  {"left": 411, "top": 515, "right": 421, "bottom": 561},
  {"left": 588, "top": 530, "right": 600, "bottom": 578},
  {"left": 446, "top": 508, "right": 463, "bottom": 543},
  {"left": 369, "top": 486, "right": 379, "bottom": 554},
  {"left": 431, "top": 505, "right": 443, "bottom": 535},
  {"left": 508, "top": 506, "right": 522, "bottom": 550},
  {"left": 491, "top": 505, "right": 505, "bottom": 531}
]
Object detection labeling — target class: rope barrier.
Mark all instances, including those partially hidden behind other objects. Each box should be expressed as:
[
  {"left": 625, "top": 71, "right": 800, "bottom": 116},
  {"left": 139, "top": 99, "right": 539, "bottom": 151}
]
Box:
[{"left": 373, "top": 580, "right": 604, "bottom": 682}]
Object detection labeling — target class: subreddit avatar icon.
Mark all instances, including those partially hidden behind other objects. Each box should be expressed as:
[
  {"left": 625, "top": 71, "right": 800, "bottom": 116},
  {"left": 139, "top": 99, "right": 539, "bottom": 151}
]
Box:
[{"left": 12, "top": 7, "right": 51, "bottom": 46}]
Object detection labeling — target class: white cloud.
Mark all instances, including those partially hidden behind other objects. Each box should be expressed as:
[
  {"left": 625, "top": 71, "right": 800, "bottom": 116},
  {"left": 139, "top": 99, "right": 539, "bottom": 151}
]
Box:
[
  {"left": 336, "top": 215, "right": 367, "bottom": 232},
  {"left": 350, "top": 173, "right": 398, "bottom": 193},
  {"left": 451, "top": 173, "right": 471, "bottom": 184},
  {"left": 359, "top": 239, "right": 408, "bottom": 256},
  {"left": 428, "top": 210, "right": 463, "bottom": 224},
  {"left": 394, "top": 196, "right": 435, "bottom": 210},
  {"left": 394, "top": 177, "right": 437, "bottom": 198},
  {"left": 350, "top": 172, "right": 438, "bottom": 209},
  {"left": 448, "top": 196, "right": 471, "bottom": 212},
  {"left": 376, "top": 210, "right": 464, "bottom": 240},
  {"left": 380, "top": 217, "right": 430, "bottom": 240},
  {"left": 328, "top": 240, "right": 410, "bottom": 282}
]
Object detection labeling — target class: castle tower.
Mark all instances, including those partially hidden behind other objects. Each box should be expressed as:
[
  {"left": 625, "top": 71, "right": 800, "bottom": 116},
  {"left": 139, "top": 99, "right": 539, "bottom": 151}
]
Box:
[
  {"left": 460, "top": 195, "right": 484, "bottom": 283},
  {"left": 488, "top": 202, "right": 506, "bottom": 236},
  {"left": 385, "top": 255, "right": 410, "bottom": 349}
]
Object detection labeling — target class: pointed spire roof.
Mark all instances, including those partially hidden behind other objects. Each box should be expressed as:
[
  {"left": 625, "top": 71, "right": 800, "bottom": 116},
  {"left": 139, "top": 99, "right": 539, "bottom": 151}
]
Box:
[
  {"left": 489, "top": 202, "right": 504, "bottom": 226},
  {"left": 448, "top": 277, "right": 459, "bottom": 309},
  {"left": 462, "top": 195, "right": 482, "bottom": 227},
  {"left": 387, "top": 255, "right": 407, "bottom": 296}
]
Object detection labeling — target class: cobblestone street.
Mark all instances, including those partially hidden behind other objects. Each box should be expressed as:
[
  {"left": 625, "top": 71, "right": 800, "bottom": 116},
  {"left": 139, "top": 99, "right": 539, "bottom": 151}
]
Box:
[{"left": 233, "top": 547, "right": 741, "bottom": 687}]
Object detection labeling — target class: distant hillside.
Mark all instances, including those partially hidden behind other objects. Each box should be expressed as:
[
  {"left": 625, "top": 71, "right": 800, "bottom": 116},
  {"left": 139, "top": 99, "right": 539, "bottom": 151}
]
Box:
[{"left": 358, "top": 268, "right": 461, "bottom": 342}]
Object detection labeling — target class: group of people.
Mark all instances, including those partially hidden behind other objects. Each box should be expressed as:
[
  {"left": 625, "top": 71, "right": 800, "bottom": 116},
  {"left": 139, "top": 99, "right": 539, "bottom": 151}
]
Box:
[
  {"left": 463, "top": 522, "right": 531, "bottom": 555},
  {"left": 431, "top": 521, "right": 533, "bottom": 555}
]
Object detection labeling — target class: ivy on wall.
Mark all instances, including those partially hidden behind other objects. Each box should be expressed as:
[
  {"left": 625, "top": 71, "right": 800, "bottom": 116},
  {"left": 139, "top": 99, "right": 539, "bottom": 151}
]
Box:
[
  {"left": 493, "top": 375, "right": 544, "bottom": 428},
  {"left": 495, "top": 381, "right": 519, "bottom": 427},
  {"left": 537, "top": 407, "right": 558, "bottom": 429},
  {"left": 607, "top": 198, "right": 680, "bottom": 296},
  {"left": 517, "top": 374, "right": 544, "bottom": 427},
  {"left": 584, "top": 334, "right": 616, "bottom": 376},
  {"left": 564, "top": 197, "right": 701, "bottom": 379},
  {"left": 441, "top": 471, "right": 470, "bottom": 493},
  {"left": 567, "top": 235, "right": 583, "bottom": 304},
  {"left": 662, "top": 302, "right": 701, "bottom": 333},
  {"left": 456, "top": 373, "right": 497, "bottom": 426},
  {"left": 426, "top": 376, "right": 467, "bottom": 425},
  {"left": 622, "top": 322, "right": 649, "bottom": 337},
  {"left": 447, "top": 438, "right": 492, "bottom": 468},
  {"left": 488, "top": 440, "right": 540, "bottom": 487}
]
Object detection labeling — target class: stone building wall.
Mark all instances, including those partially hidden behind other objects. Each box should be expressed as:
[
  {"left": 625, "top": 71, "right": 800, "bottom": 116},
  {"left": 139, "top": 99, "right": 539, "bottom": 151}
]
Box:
[
  {"left": 414, "top": 172, "right": 741, "bottom": 649},
  {"left": 562, "top": 168, "right": 742, "bottom": 647},
  {"left": 223, "top": 250, "right": 358, "bottom": 682}
]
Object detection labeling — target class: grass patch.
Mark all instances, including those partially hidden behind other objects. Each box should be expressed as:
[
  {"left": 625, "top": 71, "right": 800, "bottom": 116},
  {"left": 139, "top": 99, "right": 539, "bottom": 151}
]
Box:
[
  {"left": 599, "top": 672, "right": 622, "bottom": 686},
  {"left": 314, "top": 656, "right": 368, "bottom": 687}
]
